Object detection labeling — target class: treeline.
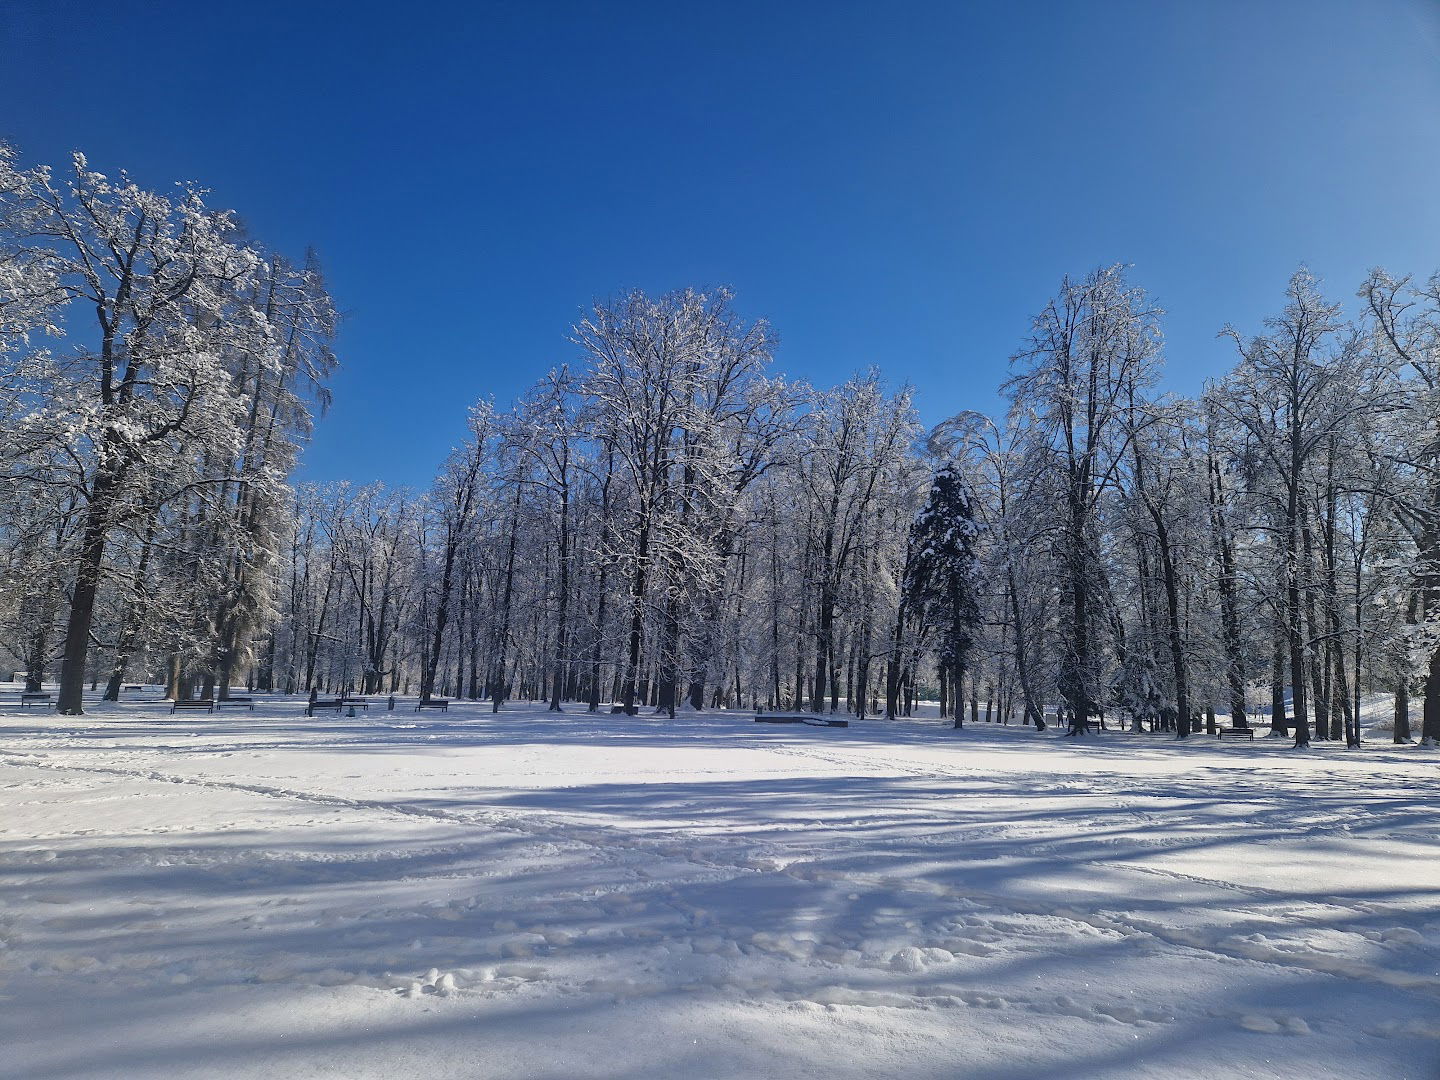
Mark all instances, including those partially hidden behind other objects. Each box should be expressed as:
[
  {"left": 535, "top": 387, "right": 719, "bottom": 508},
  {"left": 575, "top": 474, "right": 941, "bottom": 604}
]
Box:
[{"left": 2, "top": 148, "right": 1438, "bottom": 747}]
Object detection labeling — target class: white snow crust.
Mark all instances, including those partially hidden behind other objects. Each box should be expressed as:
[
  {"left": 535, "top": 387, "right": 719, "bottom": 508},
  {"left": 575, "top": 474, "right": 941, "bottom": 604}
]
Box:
[{"left": 0, "top": 695, "right": 1436, "bottom": 1078}]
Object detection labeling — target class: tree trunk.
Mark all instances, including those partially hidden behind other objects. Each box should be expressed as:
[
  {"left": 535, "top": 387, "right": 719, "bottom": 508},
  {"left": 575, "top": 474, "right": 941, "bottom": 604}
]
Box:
[
  {"left": 487, "top": 488, "right": 523, "bottom": 712},
  {"left": 1269, "top": 608, "right": 1289, "bottom": 736},
  {"left": 1422, "top": 647, "right": 1440, "bottom": 746},
  {"left": 813, "top": 581, "right": 835, "bottom": 714},
  {"left": 1156, "top": 518, "right": 1190, "bottom": 738},
  {"left": 1395, "top": 676, "right": 1412, "bottom": 743},
  {"left": 24, "top": 617, "right": 51, "bottom": 695},
  {"left": 549, "top": 480, "right": 570, "bottom": 712},
  {"left": 620, "top": 520, "right": 650, "bottom": 717},
  {"left": 57, "top": 474, "right": 117, "bottom": 715},
  {"left": 1207, "top": 444, "right": 1248, "bottom": 728},
  {"left": 655, "top": 591, "right": 681, "bottom": 719}
]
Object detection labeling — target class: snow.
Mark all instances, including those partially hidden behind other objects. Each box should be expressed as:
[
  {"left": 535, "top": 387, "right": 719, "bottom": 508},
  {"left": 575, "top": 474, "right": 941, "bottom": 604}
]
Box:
[{"left": 0, "top": 694, "right": 1436, "bottom": 1079}]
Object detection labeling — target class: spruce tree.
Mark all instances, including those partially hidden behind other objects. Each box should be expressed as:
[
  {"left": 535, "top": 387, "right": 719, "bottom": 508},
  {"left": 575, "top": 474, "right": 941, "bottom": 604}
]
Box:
[{"left": 904, "top": 466, "right": 983, "bottom": 728}]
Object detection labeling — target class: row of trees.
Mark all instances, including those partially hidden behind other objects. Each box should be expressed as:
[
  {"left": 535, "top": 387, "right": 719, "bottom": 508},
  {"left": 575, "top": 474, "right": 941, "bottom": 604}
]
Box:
[
  {"left": 961, "top": 265, "right": 1435, "bottom": 747},
  {"left": 3, "top": 148, "right": 1437, "bottom": 746},
  {"left": 184, "top": 271, "right": 1440, "bottom": 748},
  {"left": 0, "top": 147, "right": 335, "bottom": 713}
]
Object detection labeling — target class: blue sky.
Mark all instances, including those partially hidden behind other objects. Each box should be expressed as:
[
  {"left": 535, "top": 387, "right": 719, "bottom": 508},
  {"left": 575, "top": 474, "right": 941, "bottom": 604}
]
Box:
[{"left": 5, "top": 1, "right": 1440, "bottom": 487}]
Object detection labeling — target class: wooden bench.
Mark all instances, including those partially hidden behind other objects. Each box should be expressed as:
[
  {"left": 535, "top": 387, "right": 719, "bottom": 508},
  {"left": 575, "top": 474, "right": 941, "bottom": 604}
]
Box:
[
  {"left": 123, "top": 684, "right": 144, "bottom": 691},
  {"left": 306, "top": 698, "right": 368, "bottom": 715},
  {"left": 416, "top": 698, "right": 449, "bottom": 712},
  {"left": 754, "top": 713, "right": 849, "bottom": 729},
  {"left": 1217, "top": 727, "right": 1255, "bottom": 739},
  {"left": 217, "top": 697, "right": 255, "bottom": 710},
  {"left": 19, "top": 692, "right": 51, "bottom": 709},
  {"left": 171, "top": 699, "right": 215, "bottom": 714}
]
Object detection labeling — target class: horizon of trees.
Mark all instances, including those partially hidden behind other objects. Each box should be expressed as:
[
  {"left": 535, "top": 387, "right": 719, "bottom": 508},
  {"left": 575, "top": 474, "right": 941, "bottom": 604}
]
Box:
[{"left": 3, "top": 147, "right": 1439, "bottom": 748}]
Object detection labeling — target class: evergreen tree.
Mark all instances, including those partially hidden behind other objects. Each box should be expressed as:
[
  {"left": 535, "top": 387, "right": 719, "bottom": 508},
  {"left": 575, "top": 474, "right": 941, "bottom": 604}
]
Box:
[{"left": 905, "top": 466, "right": 983, "bottom": 728}]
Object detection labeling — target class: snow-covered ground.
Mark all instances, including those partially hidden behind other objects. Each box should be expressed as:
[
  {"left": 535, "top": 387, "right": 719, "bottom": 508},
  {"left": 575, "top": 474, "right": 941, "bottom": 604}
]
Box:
[{"left": 0, "top": 694, "right": 1436, "bottom": 1079}]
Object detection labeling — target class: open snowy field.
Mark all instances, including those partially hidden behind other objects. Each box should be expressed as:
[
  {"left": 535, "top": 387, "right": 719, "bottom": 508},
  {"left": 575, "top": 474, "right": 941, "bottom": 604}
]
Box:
[{"left": 0, "top": 697, "right": 1436, "bottom": 1080}]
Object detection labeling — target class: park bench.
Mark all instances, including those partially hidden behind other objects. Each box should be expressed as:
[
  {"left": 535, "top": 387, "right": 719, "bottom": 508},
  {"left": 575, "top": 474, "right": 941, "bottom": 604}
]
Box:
[
  {"left": 306, "top": 698, "right": 344, "bottom": 716},
  {"left": 1217, "top": 726, "right": 1255, "bottom": 740},
  {"left": 217, "top": 697, "right": 255, "bottom": 710},
  {"left": 340, "top": 697, "right": 370, "bottom": 711},
  {"left": 754, "top": 713, "right": 849, "bottom": 729},
  {"left": 123, "top": 684, "right": 144, "bottom": 691},
  {"left": 171, "top": 699, "right": 215, "bottom": 714},
  {"left": 19, "top": 692, "right": 51, "bottom": 709},
  {"left": 416, "top": 698, "right": 449, "bottom": 712}
]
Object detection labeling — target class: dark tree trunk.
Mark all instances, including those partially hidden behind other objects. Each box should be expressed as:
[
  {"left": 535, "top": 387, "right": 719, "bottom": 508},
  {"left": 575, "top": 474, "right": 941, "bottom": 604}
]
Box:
[
  {"left": 813, "top": 582, "right": 835, "bottom": 714},
  {"left": 549, "top": 479, "right": 571, "bottom": 712},
  {"left": 655, "top": 592, "right": 680, "bottom": 719},
  {"left": 1207, "top": 443, "right": 1248, "bottom": 728},
  {"left": 24, "top": 617, "right": 51, "bottom": 695},
  {"left": 488, "top": 487, "right": 523, "bottom": 712},
  {"left": 1394, "top": 677, "right": 1413, "bottom": 743},
  {"left": 620, "top": 520, "right": 650, "bottom": 717},
  {"left": 57, "top": 474, "right": 118, "bottom": 715},
  {"left": 1156, "top": 518, "right": 1190, "bottom": 738},
  {"left": 1270, "top": 608, "right": 1289, "bottom": 736},
  {"left": 1423, "top": 649, "right": 1440, "bottom": 745}
]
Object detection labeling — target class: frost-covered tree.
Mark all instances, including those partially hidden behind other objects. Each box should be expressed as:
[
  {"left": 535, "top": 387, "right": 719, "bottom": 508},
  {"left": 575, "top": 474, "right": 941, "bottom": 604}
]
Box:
[
  {"left": 577, "top": 288, "right": 781, "bottom": 717},
  {"left": 0, "top": 147, "right": 335, "bottom": 713},
  {"left": 1360, "top": 267, "right": 1440, "bottom": 745},
  {"left": 797, "top": 375, "right": 923, "bottom": 715},
  {"left": 1007, "top": 266, "right": 1162, "bottom": 730},
  {"left": 1216, "top": 270, "right": 1374, "bottom": 746}
]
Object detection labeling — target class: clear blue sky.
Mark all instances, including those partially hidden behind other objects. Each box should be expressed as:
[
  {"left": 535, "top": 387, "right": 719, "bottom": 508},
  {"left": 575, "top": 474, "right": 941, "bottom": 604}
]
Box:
[{"left": 5, "top": 1, "right": 1440, "bottom": 487}]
